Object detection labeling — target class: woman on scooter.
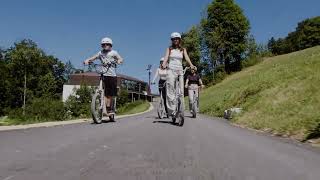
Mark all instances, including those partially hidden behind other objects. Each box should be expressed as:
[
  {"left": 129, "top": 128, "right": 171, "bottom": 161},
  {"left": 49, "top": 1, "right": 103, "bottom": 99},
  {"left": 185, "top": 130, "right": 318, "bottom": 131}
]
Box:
[
  {"left": 185, "top": 67, "right": 205, "bottom": 114},
  {"left": 161, "top": 32, "right": 196, "bottom": 117},
  {"left": 152, "top": 58, "right": 168, "bottom": 115}
]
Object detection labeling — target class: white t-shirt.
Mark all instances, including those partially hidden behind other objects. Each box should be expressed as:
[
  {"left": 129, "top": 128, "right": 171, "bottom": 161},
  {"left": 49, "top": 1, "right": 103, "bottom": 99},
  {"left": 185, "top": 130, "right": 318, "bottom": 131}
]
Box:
[
  {"left": 168, "top": 48, "right": 183, "bottom": 71},
  {"left": 152, "top": 68, "right": 167, "bottom": 82},
  {"left": 96, "top": 50, "right": 122, "bottom": 77}
]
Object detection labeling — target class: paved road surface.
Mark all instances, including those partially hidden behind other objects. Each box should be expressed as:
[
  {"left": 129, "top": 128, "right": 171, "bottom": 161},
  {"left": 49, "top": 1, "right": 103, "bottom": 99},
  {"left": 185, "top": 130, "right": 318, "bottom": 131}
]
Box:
[{"left": 1, "top": 105, "right": 320, "bottom": 180}]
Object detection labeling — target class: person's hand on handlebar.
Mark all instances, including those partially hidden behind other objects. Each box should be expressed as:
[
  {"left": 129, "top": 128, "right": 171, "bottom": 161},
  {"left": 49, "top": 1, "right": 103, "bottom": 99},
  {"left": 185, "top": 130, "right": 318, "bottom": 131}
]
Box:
[
  {"left": 161, "top": 61, "right": 167, "bottom": 69},
  {"left": 83, "top": 60, "right": 92, "bottom": 65},
  {"left": 190, "top": 65, "right": 197, "bottom": 70}
]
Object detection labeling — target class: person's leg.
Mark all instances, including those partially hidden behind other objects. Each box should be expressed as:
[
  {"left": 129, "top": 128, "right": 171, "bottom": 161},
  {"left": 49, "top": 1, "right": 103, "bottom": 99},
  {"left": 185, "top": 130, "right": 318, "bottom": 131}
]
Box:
[
  {"left": 106, "top": 96, "right": 112, "bottom": 110},
  {"left": 166, "top": 70, "right": 177, "bottom": 115},
  {"left": 158, "top": 80, "right": 168, "bottom": 113},
  {"left": 188, "top": 88, "right": 193, "bottom": 111},
  {"left": 159, "top": 79, "right": 168, "bottom": 113},
  {"left": 105, "top": 76, "right": 117, "bottom": 113},
  {"left": 194, "top": 86, "right": 199, "bottom": 112},
  {"left": 162, "top": 82, "right": 168, "bottom": 114},
  {"left": 158, "top": 80, "right": 164, "bottom": 99},
  {"left": 178, "top": 72, "right": 185, "bottom": 113},
  {"left": 103, "top": 76, "right": 109, "bottom": 114}
]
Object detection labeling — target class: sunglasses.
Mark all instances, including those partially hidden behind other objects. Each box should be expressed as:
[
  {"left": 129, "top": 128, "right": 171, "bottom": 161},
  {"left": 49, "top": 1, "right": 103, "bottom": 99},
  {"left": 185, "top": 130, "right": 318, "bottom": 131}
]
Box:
[
  {"left": 101, "top": 43, "right": 112, "bottom": 47},
  {"left": 171, "top": 38, "right": 180, "bottom": 41}
]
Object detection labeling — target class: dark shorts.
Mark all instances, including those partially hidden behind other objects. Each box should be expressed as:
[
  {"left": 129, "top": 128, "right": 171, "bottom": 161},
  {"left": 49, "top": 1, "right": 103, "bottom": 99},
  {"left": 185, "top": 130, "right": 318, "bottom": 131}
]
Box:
[{"left": 103, "top": 76, "right": 117, "bottom": 96}]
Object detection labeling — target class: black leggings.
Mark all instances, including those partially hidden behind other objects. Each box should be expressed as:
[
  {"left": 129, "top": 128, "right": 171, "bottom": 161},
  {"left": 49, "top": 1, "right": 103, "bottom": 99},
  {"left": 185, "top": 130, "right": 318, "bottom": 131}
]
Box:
[{"left": 159, "top": 80, "right": 168, "bottom": 114}]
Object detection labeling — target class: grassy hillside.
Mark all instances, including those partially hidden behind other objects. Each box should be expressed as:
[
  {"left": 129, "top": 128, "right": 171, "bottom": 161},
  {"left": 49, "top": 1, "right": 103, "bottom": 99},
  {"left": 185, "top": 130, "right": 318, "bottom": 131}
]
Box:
[
  {"left": 200, "top": 46, "right": 320, "bottom": 140},
  {"left": 117, "top": 100, "right": 150, "bottom": 116}
]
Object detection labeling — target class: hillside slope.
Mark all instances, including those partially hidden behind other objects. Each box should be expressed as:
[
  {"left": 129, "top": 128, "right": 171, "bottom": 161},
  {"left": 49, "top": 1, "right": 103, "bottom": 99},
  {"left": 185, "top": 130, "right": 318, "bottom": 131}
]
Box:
[{"left": 200, "top": 46, "right": 320, "bottom": 140}]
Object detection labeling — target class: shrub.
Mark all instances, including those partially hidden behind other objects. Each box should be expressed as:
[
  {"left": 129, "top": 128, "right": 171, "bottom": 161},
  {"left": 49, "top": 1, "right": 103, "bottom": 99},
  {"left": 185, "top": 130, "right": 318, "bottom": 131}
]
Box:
[
  {"left": 117, "top": 89, "right": 129, "bottom": 108},
  {"left": 242, "top": 56, "right": 263, "bottom": 68},
  {"left": 8, "top": 97, "right": 66, "bottom": 123},
  {"left": 65, "top": 85, "right": 93, "bottom": 118}
]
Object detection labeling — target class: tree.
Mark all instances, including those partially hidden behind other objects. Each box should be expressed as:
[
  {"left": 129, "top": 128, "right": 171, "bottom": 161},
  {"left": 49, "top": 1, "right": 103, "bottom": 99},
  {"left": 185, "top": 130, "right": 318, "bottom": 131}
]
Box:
[
  {"left": 268, "top": 16, "right": 320, "bottom": 55},
  {"left": 3, "top": 39, "right": 66, "bottom": 111},
  {"left": 290, "top": 16, "right": 320, "bottom": 51},
  {"left": 37, "top": 72, "right": 57, "bottom": 98},
  {"left": 181, "top": 26, "right": 202, "bottom": 70},
  {"left": 267, "top": 37, "right": 276, "bottom": 53},
  {"left": 202, "top": 0, "right": 250, "bottom": 73},
  {"left": 246, "top": 34, "right": 258, "bottom": 58},
  {"left": 0, "top": 54, "right": 9, "bottom": 115},
  {"left": 64, "top": 60, "right": 75, "bottom": 81}
]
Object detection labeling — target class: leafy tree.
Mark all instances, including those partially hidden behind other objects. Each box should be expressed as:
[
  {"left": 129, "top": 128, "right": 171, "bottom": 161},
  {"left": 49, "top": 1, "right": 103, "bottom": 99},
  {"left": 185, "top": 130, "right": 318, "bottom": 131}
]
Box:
[
  {"left": 0, "top": 54, "right": 9, "bottom": 115},
  {"left": 3, "top": 39, "right": 66, "bottom": 110},
  {"left": 246, "top": 34, "right": 258, "bottom": 58},
  {"left": 268, "top": 16, "right": 320, "bottom": 55},
  {"left": 202, "top": 0, "right": 250, "bottom": 73},
  {"left": 267, "top": 37, "right": 276, "bottom": 54},
  {"left": 37, "top": 72, "right": 57, "bottom": 98},
  {"left": 181, "top": 26, "right": 202, "bottom": 70},
  {"left": 64, "top": 60, "right": 75, "bottom": 81},
  {"left": 289, "top": 16, "right": 320, "bottom": 51}
]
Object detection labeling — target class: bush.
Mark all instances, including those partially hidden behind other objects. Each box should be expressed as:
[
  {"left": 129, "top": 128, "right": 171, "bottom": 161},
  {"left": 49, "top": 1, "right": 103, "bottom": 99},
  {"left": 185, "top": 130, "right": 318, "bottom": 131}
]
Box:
[
  {"left": 117, "top": 89, "right": 129, "bottom": 108},
  {"left": 65, "top": 85, "right": 93, "bottom": 118},
  {"left": 8, "top": 97, "right": 66, "bottom": 124},
  {"left": 242, "top": 56, "right": 263, "bottom": 68},
  {"left": 28, "top": 98, "right": 66, "bottom": 121}
]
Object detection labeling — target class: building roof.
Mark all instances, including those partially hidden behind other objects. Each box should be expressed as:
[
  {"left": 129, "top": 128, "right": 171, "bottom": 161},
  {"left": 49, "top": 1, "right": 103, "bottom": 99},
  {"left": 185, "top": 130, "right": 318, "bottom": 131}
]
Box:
[{"left": 68, "top": 72, "right": 147, "bottom": 85}]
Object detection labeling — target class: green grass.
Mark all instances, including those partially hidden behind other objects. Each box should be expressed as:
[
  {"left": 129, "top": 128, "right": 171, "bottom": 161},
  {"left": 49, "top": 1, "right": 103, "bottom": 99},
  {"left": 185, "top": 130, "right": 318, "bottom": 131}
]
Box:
[
  {"left": 200, "top": 46, "right": 320, "bottom": 140},
  {"left": 0, "top": 118, "right": 59, "bottom": 126},
  {"left": 117, "top": 100, "right": 150, "bottom": 115},
  {"left": 0, "top": 101, "right": 150, "bottom": 126}
]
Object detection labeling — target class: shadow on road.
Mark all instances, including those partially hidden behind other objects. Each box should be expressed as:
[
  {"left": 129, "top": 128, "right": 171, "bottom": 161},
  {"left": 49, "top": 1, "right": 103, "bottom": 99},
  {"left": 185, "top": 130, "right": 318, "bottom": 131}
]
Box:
[
  {"left": 90, "top": 119, "right": 116, "bottom": 125},
  {"left": 153, "top": 120, "right": 182, "bottom": 126},
  {"left": 186, "top": 115, "right": 196, "bottom": 119}
]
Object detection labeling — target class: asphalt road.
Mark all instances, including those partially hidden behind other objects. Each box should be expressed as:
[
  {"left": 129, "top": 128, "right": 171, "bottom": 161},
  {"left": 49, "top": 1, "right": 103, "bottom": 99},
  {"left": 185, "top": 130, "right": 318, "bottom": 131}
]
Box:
[{"left": 1, "top": 105, "right": 320, "bottom": 180}]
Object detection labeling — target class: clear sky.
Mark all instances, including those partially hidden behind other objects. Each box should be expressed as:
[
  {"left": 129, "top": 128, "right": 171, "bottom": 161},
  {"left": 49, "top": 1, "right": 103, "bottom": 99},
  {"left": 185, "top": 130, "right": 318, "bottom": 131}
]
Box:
[{"left": 1, "top": 0, "right": 319, "bottom": 92}]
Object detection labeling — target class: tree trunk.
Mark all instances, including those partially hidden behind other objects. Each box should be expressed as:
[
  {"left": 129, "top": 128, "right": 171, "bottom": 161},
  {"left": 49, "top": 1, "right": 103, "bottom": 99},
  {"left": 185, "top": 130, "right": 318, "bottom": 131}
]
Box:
[{"left": 23, "top": 69, "right": 26, "bottom": 116}]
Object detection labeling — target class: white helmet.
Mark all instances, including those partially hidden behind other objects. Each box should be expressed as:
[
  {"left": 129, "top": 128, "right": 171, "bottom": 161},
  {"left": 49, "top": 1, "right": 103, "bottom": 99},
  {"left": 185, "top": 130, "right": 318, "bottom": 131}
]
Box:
[
  {"left": 160, "top": 57, "right": 165, "bottom": 62},
  {"left": 170, "top": 32, "right": 181, "bottom": 39},
  {"left": 101, "top": 37, "right": 113, "bottom": 45}
]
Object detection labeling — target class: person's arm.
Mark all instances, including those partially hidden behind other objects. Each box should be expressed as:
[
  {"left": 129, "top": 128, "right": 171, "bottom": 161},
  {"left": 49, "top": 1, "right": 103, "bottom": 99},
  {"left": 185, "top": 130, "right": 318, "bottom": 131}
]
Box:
[
  {"left": 185, "top": 78, "right": 189, "bottom": 89},
  {"left": 152, "top": 68, "right": 159, "bottom": 84},
  {"left": 114, "top": 51, "right": 123, "bottom": 64},
  {"left": 162, "top": 48, "right": 170, "bottom": 68},
  {"left": 199, "top": 76, "right": 205, "bottom": 89},
  {"left": 83, "top": 54, "right": 99, "bottom": 65},
  {"left": 183, "top": 48, "right": 195, "bottom": 68}
]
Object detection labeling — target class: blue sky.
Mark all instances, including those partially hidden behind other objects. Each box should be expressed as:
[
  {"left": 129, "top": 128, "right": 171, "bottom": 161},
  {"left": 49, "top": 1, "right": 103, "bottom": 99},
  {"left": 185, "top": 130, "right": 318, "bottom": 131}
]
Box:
[{"left": 1, "top": 0, "right": 319, "bottom": 92}]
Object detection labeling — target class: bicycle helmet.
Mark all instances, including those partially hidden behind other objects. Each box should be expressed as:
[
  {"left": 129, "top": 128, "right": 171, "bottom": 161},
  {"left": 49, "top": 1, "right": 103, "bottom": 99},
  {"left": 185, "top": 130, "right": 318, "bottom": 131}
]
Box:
[
  {"left": 171, "top": 32, "right": 181, "bottom": 39},
  {"left": 160, "top": 57, "right": 165, "bottom": 62},
  {"left": 101, "top": 37, "right": 113, "bottom": 45}
]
